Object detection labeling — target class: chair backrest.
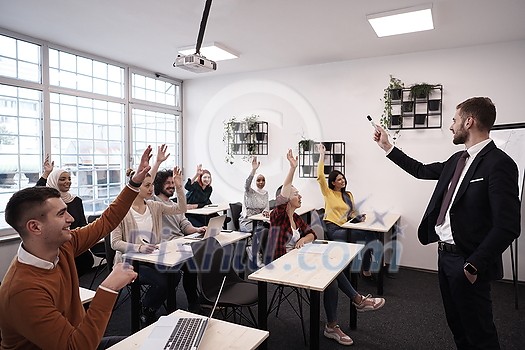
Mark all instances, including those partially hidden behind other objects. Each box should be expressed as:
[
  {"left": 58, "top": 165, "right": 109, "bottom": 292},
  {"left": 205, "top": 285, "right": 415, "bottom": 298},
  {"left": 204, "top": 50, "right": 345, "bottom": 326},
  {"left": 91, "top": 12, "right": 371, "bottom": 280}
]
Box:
[
  {"left": 87, "top": 214, "right": 101, "bottom": 223},
  {"left": 229, "top": 202, "right": 242, "bottom": 231},
  {"left": 190, "top": 237, "right": 240, "bottom": 303},
  {"left": 104, "top": 235, "right": 116, "bottom": 273}
]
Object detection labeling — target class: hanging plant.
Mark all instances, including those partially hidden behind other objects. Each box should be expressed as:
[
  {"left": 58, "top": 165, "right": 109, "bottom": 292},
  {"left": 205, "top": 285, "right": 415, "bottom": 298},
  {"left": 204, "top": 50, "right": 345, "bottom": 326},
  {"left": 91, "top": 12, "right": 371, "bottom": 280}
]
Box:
[
  {"left": 380, "top": 74, "right": 404, "bottom": 145},
  {"left": 223, "top": 116, "right": 237, "bottom": 164},
  {"left": 409, "top": 83, "right": 435, "bottom": 100}
]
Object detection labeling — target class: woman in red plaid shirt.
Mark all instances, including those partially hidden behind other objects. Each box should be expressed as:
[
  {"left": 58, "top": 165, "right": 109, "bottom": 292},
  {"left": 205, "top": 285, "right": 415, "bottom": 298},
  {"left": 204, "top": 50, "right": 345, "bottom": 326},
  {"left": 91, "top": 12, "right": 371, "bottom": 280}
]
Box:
[{"left": 267, "top": 149, "right": 385, "bottom": 346}]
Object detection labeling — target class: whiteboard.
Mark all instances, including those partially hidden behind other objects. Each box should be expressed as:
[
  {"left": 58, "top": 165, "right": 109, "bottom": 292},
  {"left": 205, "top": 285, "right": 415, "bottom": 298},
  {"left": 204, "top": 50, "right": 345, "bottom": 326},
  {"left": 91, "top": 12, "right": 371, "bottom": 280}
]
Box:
[{"left": 491, "top": 123, "right": 525, "bottom": 201}]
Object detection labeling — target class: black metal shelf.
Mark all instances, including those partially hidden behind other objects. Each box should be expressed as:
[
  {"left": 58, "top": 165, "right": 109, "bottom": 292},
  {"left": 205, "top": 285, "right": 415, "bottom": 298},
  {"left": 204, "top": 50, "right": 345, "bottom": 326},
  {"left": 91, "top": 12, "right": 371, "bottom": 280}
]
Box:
[
  {"left": 387, "top": 85, "right": 443, "bottom": 130},
  {"left": 298, "top": 141, "right": 345, "bottom": 178},
  {"left": 228, "top": 121, "right": 268, "bottom": 156}
]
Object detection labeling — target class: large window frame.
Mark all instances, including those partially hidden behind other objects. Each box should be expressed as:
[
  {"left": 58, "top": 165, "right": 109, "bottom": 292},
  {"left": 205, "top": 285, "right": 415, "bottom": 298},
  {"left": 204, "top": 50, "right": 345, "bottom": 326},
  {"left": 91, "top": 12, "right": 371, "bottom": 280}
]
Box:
[{"left": 0, "top": 29, "right": 183, "bottom": 238}]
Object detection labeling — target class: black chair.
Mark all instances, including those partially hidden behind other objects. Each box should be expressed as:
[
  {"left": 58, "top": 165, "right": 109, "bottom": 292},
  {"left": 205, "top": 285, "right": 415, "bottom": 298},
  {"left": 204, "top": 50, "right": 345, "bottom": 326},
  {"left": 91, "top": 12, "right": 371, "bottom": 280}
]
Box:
[
  {"left": 87, "top": 215, "right": 106, "bottom": 289},
  {"left": 190, "top": 237, "right": 258, "bottom": 326},
  {"left": 229, "top": 202, "right": 242, "bottom": 231}
]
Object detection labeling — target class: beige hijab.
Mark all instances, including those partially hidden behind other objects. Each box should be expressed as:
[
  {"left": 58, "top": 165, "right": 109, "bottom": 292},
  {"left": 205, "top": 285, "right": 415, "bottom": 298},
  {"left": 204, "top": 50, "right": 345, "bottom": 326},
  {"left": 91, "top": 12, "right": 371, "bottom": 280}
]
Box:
[{"left": 47, "top": 168, "right": 76, "bottom": 204}]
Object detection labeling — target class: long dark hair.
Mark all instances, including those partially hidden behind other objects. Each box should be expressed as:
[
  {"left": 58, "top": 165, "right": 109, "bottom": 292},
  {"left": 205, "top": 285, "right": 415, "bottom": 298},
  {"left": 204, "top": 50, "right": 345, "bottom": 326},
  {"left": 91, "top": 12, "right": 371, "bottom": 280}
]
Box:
[{"left": 328, "top": 170, "right": 353, "bottom": 214}]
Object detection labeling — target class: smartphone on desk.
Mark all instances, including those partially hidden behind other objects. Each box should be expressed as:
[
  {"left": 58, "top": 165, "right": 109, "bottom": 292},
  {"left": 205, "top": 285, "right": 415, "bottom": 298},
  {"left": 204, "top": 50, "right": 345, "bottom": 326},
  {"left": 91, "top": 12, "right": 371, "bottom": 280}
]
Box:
[{"left": 349, "top": 214, "right": 364, "bottom": 223}]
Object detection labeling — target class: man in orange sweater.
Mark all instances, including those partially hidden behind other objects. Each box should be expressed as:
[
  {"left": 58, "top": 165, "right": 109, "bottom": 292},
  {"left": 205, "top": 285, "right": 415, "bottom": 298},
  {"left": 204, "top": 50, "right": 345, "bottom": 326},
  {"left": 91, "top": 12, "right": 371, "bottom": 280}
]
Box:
[{"left": 0, "top": 146, "right": 152, "bottom": 350}]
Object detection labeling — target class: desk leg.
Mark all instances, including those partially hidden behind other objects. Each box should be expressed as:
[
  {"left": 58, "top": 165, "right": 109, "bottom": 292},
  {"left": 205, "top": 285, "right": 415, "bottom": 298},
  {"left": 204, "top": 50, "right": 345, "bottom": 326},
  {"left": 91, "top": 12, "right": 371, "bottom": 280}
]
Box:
[
  {"left": 166, "top": 271, "right": 178, "bottom": 313},
  {"left": 310, "top": 290, "right": 320, "bottom": 349},
  {"left": 131, "top": 261, "right": 141, "bottom": 333},
  {"left": 258, "top": 281, "right": 268, "bottom": 350},
  {"left": 350, "top": 273, "right": 358, "bottom": 330}
]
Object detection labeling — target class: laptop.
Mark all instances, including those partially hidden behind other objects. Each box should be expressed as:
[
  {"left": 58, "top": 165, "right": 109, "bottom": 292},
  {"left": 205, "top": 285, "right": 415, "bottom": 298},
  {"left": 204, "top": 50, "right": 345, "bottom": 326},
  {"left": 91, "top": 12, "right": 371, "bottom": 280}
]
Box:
[
  {"left": 140, "top": 276, "right": 227, "bottom": 350},
  {"left": 194, "top": 215, "right": 226, "bottom": 239}
]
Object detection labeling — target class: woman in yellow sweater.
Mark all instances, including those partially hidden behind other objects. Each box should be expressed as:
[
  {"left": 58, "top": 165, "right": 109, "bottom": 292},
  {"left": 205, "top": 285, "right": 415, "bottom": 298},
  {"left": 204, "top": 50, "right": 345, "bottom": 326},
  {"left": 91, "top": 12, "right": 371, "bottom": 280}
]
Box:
[{"left": 317, "top": 143, "right": 376, "bottom": 277}]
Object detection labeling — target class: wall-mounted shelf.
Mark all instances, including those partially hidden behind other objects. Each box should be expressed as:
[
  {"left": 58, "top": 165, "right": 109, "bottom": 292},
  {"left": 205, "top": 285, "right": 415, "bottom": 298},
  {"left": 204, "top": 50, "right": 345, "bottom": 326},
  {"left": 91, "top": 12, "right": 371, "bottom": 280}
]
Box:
[
  {"left": 298, "top": 141, "right": 345, "bottom": 178},
  {"left": 228, "top": 121, "right": 268, "bottom": 156},
  {"left": 388, "top": 84, "right": 443, "bottom": 130}
]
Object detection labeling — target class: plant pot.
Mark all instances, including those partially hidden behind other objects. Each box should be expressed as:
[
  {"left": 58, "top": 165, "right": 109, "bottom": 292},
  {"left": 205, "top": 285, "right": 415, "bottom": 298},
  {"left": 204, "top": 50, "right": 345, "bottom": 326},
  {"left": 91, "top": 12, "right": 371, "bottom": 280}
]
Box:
[
  {"left": 232, "top": 144, "right": 241, "bottom": 152},
  {"left": 389, "top": 88, "right": 402, "bottom": 100},
  {"left": 391, "top": 115, "right": 402, "bottom": 126},
  {"left": 324, "top": 165, "right": 333, "bottom": 175},
  {"left": 312, "top": 153, "right": 320, "bottom": 162},
  {"left": 415, "top": 114, "right": 426, "bottom": 125},
  {"left": 299, "top": 140, "right": 313, "bottom": 152},
  {"left": 237, "top": 133, "right": 247, "bottom": 142},
  {"left": 332, "top": 154, "right": 343, "bottom": 163},
  {"left": 322, "top": 142, "right": 332, "bottom": 152},
  {"left": 232, "top": 122, "right": 241, "bottom": 131},
  {"left": 301, "top": 165, "right": 312, "bottom": 176},
  {"left": 402, "top": 101, "right": 414, "bottom": 113},
  {"left": 255, "top": 132, "right": 266, "bottom": 142},
  {"left": 428, "top": 100, "right": 441, "bottom": 111}
]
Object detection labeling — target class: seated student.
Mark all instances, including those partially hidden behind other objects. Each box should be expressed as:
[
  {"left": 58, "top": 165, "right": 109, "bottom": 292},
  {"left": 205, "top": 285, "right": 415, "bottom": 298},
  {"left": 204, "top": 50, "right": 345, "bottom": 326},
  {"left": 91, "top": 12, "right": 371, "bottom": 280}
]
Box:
[
  {"left": 110, "top": 164, "right": 187, "bottom": 326},
  {"left": 184, "top": 164, "right": 213, "bottom": 227},
  {"left": 239, "top": 157, "right": 270, "bottom": 268},
  {"left": 149, "top": 146, "right": 206, "bottom": 314},
  {"left": 267, "top": 149, "right": 385, "bottom": 347},
  {"left": 36, "top": 155, "right": 95, "bottom": 277},
  {"left": 0, "top": 146, "right": 152, "bottom": 350}
]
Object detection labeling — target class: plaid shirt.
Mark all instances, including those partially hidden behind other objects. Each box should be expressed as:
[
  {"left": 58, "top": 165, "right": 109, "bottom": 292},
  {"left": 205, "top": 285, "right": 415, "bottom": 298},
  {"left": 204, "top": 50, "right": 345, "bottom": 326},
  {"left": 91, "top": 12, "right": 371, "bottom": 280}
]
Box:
[{"left": 266, "top": 202, "right": 316, "bottom": 262}]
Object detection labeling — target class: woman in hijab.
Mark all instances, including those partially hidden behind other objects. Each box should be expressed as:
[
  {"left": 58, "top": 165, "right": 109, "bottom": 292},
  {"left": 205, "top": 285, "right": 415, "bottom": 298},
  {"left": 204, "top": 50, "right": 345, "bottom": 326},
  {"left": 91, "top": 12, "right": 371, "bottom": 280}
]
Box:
[{"left": 36, "top": 155, "right": 94, "bottom": 277}]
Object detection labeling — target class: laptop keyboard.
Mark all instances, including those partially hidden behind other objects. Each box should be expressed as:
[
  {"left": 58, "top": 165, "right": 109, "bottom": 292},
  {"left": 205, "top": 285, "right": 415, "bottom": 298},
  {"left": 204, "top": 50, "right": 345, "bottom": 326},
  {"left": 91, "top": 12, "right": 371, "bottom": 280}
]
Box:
[{"left": 165, "top": 317, "right": 206, "bottom": 350}]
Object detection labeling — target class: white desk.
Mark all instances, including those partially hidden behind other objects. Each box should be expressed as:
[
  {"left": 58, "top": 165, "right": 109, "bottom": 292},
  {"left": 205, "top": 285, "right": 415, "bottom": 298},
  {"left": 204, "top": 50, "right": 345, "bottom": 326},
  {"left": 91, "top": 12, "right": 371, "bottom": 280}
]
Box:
[
  {"left": 79, "top": 287, "right": 96, "bottom": 305},
  {"left": 186, "top": 202, "right": 230, "bottom": 224},
  {"left": 341, "top": 211, "right": 401, "bottom": 296},
  {"left": 107, "top": 309, "right": 268, "bottom": 350},
  {"left": 123, "top": 231, "right": 251, "bottom": 332},
  {"left": 248, "top": 205, "right": 317, "bottom": 224},
  {"left": 248, "top": 241, "right": 363, "bottom": 349}
]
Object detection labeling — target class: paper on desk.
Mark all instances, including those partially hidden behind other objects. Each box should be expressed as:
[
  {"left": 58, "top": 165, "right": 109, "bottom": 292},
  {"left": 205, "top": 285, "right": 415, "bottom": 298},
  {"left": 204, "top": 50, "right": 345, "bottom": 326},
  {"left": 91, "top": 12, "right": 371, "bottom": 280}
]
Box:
[
  {"left": 297, "top": 243, "right": 330, "bottom": 255},
  {"left": 176, "top": 244, "right": 193, "bottom": 253}
]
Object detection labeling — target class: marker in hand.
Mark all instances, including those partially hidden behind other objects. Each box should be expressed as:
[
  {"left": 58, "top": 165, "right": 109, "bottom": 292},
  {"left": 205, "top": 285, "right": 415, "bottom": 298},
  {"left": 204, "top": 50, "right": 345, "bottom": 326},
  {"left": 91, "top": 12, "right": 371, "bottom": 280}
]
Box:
[
  {"left": 367, "top": 115, "right": 379, "bottom": 130},
  {"left": 141, "top": 238, "right": 158, "bottom": 250}
]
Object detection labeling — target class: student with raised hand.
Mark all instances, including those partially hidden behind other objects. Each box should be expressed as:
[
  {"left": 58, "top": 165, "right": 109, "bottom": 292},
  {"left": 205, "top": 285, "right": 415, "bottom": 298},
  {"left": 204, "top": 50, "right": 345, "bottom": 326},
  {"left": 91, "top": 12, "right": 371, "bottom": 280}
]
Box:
[
  {"left": 185, "top": 164, "right": 213, "bottom": 227},
  {"left": 110, "top": 164, "right": 187, "bottom": 326},
  {"left": 317, "top": 143, "right": 377, "bottom": 279},
  {"left": 150, "top": 145, "right": 205, "bottom": 314},
  {"left": 239, "top": 156, "right": 270, "bottom": 231},
  {"left": 268, "top": 149, "right": 385, "bottom": 347},
  {"left": 36, "top": 154, "right": 95, "bottom": 277},
  {"left": 0, "top": 146, "right": 152, "bottom": 350}
]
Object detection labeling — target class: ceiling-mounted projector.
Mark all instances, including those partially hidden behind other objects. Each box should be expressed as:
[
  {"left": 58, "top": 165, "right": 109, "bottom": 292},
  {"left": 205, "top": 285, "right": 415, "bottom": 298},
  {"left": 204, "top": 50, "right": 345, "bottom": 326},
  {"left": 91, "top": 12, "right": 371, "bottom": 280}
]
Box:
[{"left": 173, "top": 53, "right": 216, "bottom": 73}]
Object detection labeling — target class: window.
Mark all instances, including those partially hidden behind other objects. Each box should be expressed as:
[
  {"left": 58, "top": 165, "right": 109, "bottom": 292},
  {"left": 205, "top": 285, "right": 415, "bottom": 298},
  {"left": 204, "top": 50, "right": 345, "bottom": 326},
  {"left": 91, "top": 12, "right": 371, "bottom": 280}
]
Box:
[
  {"left": 0, "top": 31, "right": 183, "bottom": 236},
  {"left": 49, "top": 49, "right": 124, "bottom": 98},
  {"left": 0, "top": 84, "right": 42, "bottom": 229},
  {"left": 49, "top": 93, "right": 125, "bottom": 213},
  {"left": 0, "top": 35, "right": 41, "bottom": 83}
]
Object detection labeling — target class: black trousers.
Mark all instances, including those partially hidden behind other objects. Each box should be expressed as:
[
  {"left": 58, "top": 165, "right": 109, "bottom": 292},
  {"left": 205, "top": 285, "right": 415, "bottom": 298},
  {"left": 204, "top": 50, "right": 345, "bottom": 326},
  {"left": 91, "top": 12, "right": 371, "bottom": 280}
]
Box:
[{"left": 438, "top": 250, "right": 500, "bottom": 350}]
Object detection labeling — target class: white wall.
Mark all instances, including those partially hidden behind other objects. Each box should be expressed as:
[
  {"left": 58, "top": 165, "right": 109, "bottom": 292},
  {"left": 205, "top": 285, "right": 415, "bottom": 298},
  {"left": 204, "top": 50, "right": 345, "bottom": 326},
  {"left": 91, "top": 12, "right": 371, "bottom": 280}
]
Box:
[
  {"left": 183, "top": 40, "right": 525, "bottom": 281},
  {"left": 2, "top": 40, "right": 524, "bottom": 281}
]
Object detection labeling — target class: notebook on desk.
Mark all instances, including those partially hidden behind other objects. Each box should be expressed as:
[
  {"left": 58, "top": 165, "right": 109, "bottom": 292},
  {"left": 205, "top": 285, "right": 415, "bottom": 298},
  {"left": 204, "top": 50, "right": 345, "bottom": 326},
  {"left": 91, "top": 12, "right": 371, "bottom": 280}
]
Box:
[{"left": 140, "top": 276, "right": 226, "bottom": 350}]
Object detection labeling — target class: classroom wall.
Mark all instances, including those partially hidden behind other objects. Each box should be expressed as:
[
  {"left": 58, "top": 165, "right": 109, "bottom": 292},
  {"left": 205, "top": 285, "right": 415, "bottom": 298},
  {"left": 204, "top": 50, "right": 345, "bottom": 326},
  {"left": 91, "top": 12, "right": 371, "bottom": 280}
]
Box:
[{"left": 183, "top": 39, "right": 525, "bottom": 281}]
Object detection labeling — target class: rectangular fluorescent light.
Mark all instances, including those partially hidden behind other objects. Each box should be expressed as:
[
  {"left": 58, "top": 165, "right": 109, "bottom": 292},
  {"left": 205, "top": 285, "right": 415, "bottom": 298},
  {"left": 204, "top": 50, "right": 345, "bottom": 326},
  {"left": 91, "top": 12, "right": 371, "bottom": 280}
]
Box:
[
  {"left": 178, "top": 42, "right": 238, "bottom": 61},
  {"left": 367, "top": 4, "right": 434, "bottom": 37}
]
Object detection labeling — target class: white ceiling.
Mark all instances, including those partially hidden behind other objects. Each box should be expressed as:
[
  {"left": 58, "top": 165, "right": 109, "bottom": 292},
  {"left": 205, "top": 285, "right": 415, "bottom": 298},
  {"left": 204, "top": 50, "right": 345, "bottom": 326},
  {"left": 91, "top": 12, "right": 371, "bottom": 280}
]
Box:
[{"left": 1, "top": 0, "right": 525, "bottom": 81}]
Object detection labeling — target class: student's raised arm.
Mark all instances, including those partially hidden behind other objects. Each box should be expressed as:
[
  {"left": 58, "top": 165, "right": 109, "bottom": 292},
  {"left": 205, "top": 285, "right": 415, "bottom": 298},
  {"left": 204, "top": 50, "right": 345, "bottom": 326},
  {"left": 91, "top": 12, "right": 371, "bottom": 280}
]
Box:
[{"left": 280, "top": 149, "right": 298, "bottom": 199}]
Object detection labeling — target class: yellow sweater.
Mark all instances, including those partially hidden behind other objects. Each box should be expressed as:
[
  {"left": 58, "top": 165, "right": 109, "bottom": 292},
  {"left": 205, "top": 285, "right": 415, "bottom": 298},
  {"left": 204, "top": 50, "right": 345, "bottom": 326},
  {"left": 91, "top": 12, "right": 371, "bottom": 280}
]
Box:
[{"left": 317, "top": 159, "right": 358, "bottom": 226}]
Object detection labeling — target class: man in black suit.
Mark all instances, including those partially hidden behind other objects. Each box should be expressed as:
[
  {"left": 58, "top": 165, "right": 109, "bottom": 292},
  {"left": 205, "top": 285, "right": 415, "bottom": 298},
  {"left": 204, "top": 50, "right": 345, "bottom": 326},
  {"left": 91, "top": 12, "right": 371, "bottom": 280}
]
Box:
[{"left": 373, "top": 97, "right": 521, "bottom": 349}]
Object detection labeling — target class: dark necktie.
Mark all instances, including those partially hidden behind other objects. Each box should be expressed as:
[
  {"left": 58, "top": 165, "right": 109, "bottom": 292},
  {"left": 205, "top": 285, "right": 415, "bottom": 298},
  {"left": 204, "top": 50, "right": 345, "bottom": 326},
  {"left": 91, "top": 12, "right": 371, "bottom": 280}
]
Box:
[{"left": 436, "top": 151, "right": 469, "bottom": 226}]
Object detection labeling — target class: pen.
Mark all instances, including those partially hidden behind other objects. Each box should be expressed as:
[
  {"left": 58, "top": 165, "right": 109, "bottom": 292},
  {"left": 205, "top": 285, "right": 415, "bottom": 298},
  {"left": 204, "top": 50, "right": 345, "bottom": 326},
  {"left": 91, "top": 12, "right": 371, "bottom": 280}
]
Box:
[
  {"left": 141, "top": 238, "right": 159, "bottom": 249},
  {"left": 312, "top": 240, "right": 329, "bottom": 244}
]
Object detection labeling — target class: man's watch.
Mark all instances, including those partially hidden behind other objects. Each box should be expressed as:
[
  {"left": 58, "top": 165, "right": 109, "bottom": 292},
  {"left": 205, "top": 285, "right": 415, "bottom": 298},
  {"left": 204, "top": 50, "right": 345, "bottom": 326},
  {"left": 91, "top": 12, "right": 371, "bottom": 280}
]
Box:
[{"left": 463, "top": 262, "right": 478, "bottom": 275}]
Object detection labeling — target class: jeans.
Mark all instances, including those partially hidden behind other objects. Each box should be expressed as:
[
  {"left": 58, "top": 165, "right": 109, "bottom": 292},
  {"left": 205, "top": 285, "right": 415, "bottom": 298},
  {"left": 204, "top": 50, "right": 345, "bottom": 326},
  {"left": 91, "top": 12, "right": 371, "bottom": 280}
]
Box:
[
  {"left": 325, "top": 221, "right": 377, "bottom": 272},
  {"left": 139, "top": 265, "right": 181, "bottom": 310},
  {"left": 323, "top": 221, "right": 361, "bottom": 323}
]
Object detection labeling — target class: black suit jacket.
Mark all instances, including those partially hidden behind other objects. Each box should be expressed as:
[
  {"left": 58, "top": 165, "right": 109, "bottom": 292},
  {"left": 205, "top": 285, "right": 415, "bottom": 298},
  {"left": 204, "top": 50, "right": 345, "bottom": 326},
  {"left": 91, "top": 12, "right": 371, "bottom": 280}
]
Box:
[{"left": 388, "top": 141, "right": 521, "bottom": 280}]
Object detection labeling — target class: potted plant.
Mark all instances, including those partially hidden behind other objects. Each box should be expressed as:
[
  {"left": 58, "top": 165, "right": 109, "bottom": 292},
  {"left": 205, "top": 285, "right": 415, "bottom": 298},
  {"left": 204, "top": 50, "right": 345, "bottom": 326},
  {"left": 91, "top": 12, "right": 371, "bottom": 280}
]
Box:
[
  {"left": 415, "top": 114, "right": 427, "bottom": 125},
  {"left": 380, "top": 75, "right": 404, "bottom": 144},
  {"left": 299, "top": 138, "right": 314, "bottom": 152},
  {"left": 223, "top": 117, "right": 237, "bottom": 164},
  {"left": 428, "top": 99, "right": 441, "bottom": 111},
  {"left": 388, "top": 75, "right": 404, "bottom": 100},
  {"left": 409, "top": 83, "right": 435, "bottom": 100}
]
